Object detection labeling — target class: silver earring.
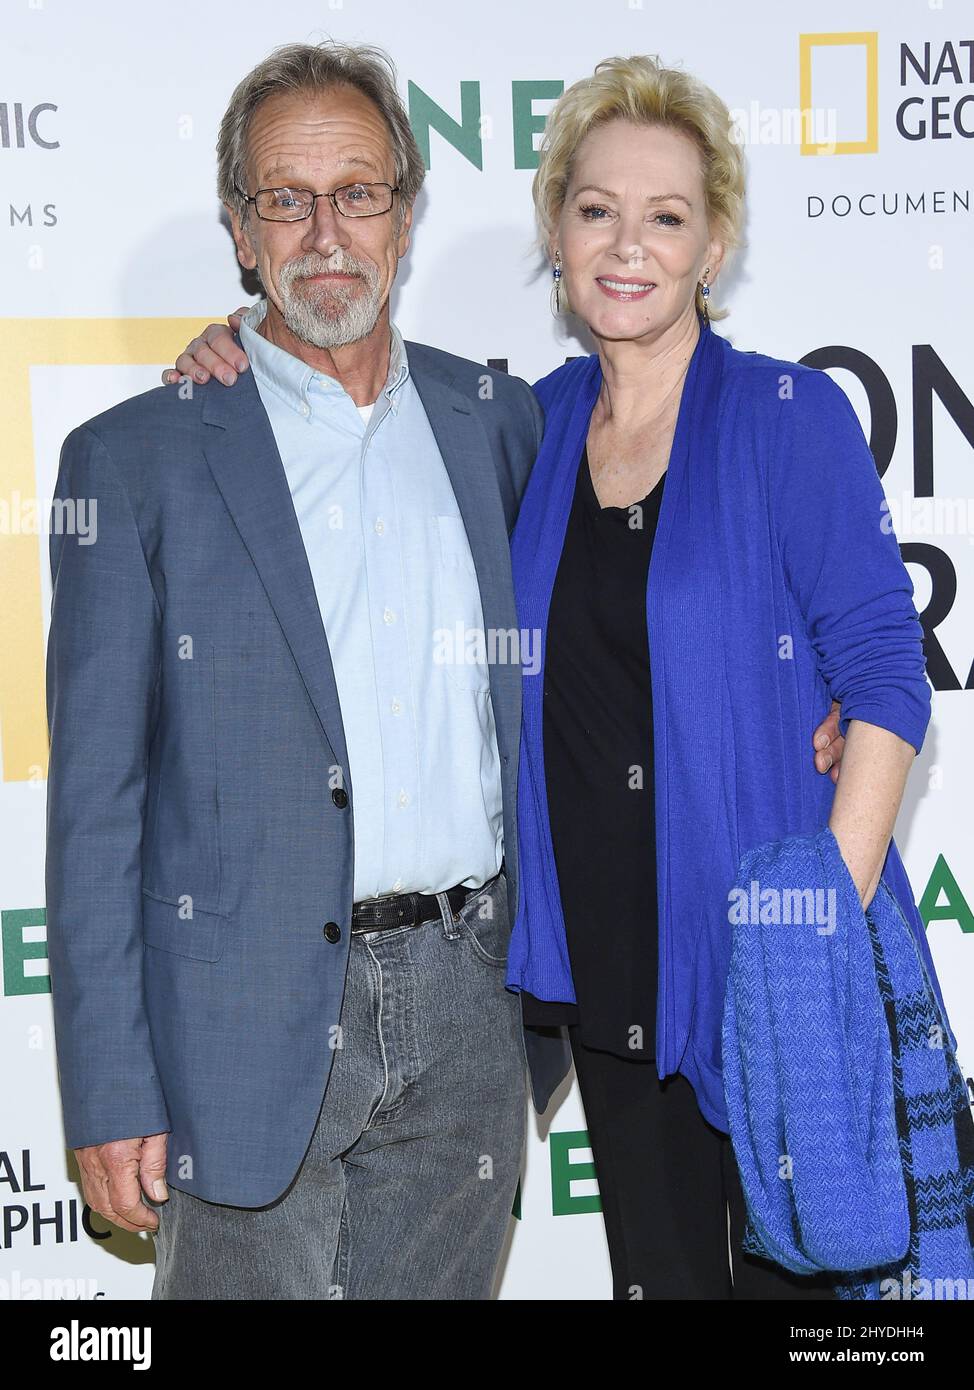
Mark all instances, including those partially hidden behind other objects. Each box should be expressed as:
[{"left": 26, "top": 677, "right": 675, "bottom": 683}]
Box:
[{"left": 551, "top": 251, "right": 563, "bottom": 314}]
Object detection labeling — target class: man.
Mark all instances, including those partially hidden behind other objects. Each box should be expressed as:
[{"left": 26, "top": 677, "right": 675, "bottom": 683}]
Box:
[
  {"left": 47, "top": 40, "right": 558, "bottom": 1302},
  {"left": 46, "top": 40, "right": 846, "bottom": 1300}
]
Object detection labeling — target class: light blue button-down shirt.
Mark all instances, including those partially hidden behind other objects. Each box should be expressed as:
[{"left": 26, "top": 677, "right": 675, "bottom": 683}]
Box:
[{"left": 239, "top": 300, "right": 503, "bottom": 901}]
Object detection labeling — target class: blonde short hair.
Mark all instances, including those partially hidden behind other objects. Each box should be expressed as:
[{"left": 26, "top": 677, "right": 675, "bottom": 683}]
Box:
[{"left": 533, "top": 55, "right": 746, "bottom": 321}]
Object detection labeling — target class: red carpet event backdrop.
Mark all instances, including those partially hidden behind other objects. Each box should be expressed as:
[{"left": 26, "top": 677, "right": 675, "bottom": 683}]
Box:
[{"left": 0, "top": 0, "right": 971, "bottom": 1299}]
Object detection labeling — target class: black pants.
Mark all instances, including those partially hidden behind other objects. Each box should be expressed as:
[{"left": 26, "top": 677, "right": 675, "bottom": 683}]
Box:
[{"left": 568, "top": 1027, "right": 838, "bottom": 1300}]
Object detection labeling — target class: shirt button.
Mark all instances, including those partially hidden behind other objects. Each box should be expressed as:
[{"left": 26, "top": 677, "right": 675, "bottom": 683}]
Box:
[
  {"left": 391, "top": 698, "right": 401, "bottom": 715},
  {"left": 374, "top": 518, "right": 385, "bottom": 535},
  {"left": 332, "top": 787, "right": 349, "bottom": 809},
  {"left": 301, "top": 403, "right": 310, "bottom": 417},
  {"left": 383, "top": 607, "right": 396, "bottom": 625},
  {"left": 397, "top": 790, "right": 409, "bottom": 808},
  {"left": 322, "top": 922, "right": 342, "bottom": 943}
]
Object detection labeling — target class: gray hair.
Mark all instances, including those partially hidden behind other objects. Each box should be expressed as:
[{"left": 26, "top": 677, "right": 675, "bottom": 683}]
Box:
[{"left": 217, "top": 41, "right": 425, "bottom": 230}]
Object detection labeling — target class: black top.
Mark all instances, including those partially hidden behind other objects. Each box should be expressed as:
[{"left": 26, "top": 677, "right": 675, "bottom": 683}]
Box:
[{"left": 520, "top": 444, "right": 665, "bottom": 1061}]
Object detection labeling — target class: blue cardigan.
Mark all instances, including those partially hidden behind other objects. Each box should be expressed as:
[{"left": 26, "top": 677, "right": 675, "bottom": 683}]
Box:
[{"left": 506, "top": 312, "right": 943, "bottom": 1132}]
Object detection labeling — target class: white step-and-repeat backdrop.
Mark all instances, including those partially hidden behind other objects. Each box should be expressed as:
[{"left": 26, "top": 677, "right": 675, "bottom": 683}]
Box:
[{"left": 1, "top": 0, "right": 971, "bottom": 1300}]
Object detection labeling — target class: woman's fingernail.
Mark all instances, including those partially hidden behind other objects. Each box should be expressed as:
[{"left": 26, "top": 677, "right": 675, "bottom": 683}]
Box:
[
  {"left": 815, "top": 733, "right": 829, "bottom": 749},
  {"left": 222, "top": 371, "right": 236, "bottom": 386},
  {"left": 237, "top": 360, "right": 248, "bottom": 372},
  {"left": 195, "top": 369, "right": 206, "bottom": 383}
]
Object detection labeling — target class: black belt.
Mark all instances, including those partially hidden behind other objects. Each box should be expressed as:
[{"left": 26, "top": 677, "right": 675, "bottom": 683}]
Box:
[{"left": 350, "top": 882, "right": 470, "bottom": 935}]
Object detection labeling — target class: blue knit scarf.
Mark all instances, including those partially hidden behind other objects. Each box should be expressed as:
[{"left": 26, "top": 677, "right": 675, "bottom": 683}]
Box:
[{"left": 722, "top": 825, "right": 974, "bottom": 1299}]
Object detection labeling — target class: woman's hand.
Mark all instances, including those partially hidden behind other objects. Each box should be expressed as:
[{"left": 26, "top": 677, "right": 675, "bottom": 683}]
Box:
[
  {"left": 161, "top": 308, "right": 251, "bottom": 387},
  {"left": 812, "top": 700, "right": 845, "bottom": 783}
]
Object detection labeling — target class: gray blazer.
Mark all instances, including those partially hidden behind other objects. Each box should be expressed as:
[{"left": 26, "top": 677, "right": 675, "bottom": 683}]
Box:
[{"left": 45, "top": 340, "right": 572, "bottom": 1206}]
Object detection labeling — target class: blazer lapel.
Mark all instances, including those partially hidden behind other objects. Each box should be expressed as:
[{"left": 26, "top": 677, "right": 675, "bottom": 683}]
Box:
[
  {"left": 200, "top": 371, "right": 352, "bottom": 783},
  {"left": 406, "top": 355, "right": 522, "bottom": 767}
]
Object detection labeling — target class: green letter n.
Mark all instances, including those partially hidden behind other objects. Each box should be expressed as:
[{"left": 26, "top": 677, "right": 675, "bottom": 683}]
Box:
[{"left": 408, "top": 80, "right": 483, "bottom": 170}]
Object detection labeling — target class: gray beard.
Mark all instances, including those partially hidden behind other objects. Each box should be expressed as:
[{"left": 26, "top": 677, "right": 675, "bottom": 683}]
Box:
[{"left": 278, "top": 255, "right": 383, "bottom": 349}]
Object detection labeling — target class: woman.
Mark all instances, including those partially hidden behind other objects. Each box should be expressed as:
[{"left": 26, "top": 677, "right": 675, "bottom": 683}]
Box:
[{"left": 166, "top": 56, "right": 944, "bottom": 1300}]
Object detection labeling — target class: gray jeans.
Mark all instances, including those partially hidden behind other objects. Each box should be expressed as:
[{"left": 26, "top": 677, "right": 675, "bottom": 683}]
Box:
[{"left": 150, "top": 871, "right": 527, "bottom": 1299}]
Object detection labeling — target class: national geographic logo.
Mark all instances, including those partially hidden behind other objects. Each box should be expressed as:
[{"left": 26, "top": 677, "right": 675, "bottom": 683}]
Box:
[
  {"left": 800, "top": 31, "right": 974, "bottom": 154},
  {"left": 800, "top": 33, "right": 879, "bottom": 155},
  {"left": 801, "top": 31, "right": 972, "bottom": 221},
  {"left": 898, "top": 36, "right": 974, "bottom": 142}
]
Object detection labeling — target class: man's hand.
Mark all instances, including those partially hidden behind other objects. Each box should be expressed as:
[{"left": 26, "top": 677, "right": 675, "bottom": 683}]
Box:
[
  {"left": 162, "top": 309, "right": 251, "bottom": 387},
  {"left": 75, "top": 1132, "right": 169, "bottom": 1234},
  {"left": 813, "top": 700, "right": 845, "bottom": 783}
]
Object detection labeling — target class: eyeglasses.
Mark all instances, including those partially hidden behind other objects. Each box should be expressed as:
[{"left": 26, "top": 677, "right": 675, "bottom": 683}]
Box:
[{"left": 235, "top": 182, "right": 400, "bottom": 221}]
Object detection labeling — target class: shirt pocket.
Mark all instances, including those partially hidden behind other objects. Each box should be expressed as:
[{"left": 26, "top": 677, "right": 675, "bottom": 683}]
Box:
[{"left": 430, "top": 514, "right": 490, "bottom": 693}]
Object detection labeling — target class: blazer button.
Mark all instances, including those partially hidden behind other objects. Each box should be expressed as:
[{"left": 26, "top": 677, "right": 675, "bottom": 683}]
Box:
[
  {"left": 323, "top": 922, "right": 342, "bottom": 943},
  {"left": 332, "top": 788, "right": 349, "bottom": 808}
]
